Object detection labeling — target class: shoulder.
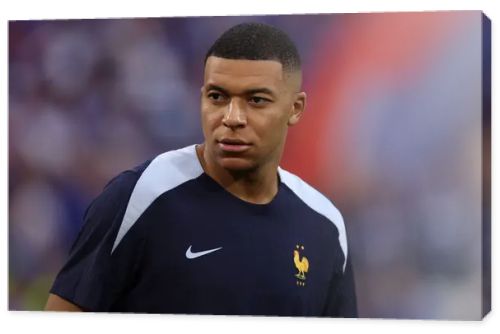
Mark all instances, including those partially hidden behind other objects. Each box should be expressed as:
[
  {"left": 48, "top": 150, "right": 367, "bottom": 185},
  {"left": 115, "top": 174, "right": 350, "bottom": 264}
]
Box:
[
  {"left": 67, "top": 159, "right": 152, "bottom": 256},
  {"left": 83, "top": 159, "right": 151, "bottom": 227},
  {"left": 132, "top": 144, "right": 204, "bottom": 197},
  {"left": 94, "top": 159, "right": 152, "bottom": 208},
  {"left": 112, "top": 144, "right": 204, "bottom": 252},
  {"left": 278, "top": 167, "right": 344, "bottom": 227},
  {"left": 278, "top": 167, "right": 348, "bottom": 271}
]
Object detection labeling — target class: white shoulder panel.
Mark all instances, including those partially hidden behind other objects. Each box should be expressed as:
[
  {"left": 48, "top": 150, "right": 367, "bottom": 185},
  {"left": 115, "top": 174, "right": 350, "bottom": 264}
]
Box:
[
  {"left": 111, "top": 144, "right": 203, "bottom": 253},
  {"left": 278, "top": 167, "right": 348, "bottom": 271}
]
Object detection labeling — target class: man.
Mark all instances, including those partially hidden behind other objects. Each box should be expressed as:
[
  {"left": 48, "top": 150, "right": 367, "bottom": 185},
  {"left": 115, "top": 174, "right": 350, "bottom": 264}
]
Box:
[{"left": 45, "top": 22, "right": 357, "bottom": 317}]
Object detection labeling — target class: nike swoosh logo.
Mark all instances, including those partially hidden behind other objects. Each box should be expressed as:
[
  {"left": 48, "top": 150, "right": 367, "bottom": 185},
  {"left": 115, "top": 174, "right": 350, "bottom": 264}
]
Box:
[{"left": 185, "top": 245, "right": 223, "bottom": 259}]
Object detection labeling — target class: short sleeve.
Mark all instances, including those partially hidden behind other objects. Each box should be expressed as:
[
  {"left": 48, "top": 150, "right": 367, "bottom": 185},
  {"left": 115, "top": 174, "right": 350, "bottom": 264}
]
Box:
[
  {"left": 49, "top": 170, "right": 145, "bottom": 311},
  {"left": 322, "top": 254, "right": 358, "bottom": 317}
]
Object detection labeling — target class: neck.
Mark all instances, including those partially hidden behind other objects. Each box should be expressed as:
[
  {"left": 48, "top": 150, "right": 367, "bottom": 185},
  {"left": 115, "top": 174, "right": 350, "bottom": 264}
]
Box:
[{"left": 196, "top": 144, "right": 279, "bottom": 204}]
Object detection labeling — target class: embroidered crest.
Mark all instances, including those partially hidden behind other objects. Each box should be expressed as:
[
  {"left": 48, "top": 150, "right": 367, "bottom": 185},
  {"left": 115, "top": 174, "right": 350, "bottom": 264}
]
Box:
[{"left": 294, "top": 244, "right": 309, "bottom": 286}]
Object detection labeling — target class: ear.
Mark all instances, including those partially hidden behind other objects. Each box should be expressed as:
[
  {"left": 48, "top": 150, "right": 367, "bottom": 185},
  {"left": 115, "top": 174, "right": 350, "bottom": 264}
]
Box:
[{"left": 288, "top": 92, "right": 306, "bottom": 126}]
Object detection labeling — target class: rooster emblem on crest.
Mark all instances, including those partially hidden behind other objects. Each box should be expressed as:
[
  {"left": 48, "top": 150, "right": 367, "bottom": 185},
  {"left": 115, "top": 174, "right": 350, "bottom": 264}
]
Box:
[{"left": 294, "top": 245, "right": 309, "bottom": 282}]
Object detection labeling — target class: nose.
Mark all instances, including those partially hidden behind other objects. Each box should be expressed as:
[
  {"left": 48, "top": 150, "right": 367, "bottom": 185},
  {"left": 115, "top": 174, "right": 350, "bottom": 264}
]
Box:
[{"left": 222, "top": 99, "right": 247, "bottom": 129}]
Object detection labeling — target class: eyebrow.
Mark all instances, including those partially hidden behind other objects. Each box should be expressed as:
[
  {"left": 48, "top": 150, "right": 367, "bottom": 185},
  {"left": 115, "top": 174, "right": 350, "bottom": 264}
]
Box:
[{"left": 206, "top": 84, "right": 277, "bottom": 98}]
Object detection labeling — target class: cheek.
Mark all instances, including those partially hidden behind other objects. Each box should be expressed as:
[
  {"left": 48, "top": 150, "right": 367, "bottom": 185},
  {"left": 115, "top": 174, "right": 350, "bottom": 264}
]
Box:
[
  {"left": 254, "top": 109, "right": 289, "bottom": 142},
  {"left": 201, "top": 105, "right": 222, "bottom": 132}
]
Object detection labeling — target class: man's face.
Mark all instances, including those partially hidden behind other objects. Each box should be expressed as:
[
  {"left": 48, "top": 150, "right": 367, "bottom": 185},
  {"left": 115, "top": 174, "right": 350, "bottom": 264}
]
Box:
[{"left": 201, "top": 56, "right": 305, "bottom": 172}]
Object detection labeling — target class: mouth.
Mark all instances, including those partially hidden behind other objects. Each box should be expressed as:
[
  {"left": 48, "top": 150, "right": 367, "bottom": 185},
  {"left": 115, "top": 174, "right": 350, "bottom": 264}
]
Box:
[{"left": 217, "top": 138, "right": 252, "bottom": 152}]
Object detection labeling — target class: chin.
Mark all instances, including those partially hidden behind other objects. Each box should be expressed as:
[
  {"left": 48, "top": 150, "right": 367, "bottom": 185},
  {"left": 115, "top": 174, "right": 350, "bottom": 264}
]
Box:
[{"left": 217, "top": 157, "right": 257, "bottom": 172}]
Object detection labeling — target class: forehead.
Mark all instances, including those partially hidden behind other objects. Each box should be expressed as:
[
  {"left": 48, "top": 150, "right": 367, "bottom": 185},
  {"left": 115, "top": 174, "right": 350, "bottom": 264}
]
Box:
[{"left": 204, "top": 56, "right": 285, "bottom": 91}]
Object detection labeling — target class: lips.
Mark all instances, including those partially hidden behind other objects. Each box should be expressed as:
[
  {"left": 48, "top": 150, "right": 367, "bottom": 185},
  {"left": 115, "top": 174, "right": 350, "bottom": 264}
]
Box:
[
  {"left": 218, "top": 138, "right": 252, "bottom": 152},
  {"left": 219, "top": 138, "right": 249, "bottom": 145}
]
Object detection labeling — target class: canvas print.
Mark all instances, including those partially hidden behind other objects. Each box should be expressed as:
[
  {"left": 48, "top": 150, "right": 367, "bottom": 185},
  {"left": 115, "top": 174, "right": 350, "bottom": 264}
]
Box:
[{"left": 8, "top": 11, "right": 491, "bottom": 320}]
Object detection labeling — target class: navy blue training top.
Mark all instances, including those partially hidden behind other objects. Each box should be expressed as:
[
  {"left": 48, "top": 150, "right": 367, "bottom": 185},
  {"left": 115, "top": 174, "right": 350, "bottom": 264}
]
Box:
[{"left": 50, "top": 144, "right": 357, "bottom": 317}]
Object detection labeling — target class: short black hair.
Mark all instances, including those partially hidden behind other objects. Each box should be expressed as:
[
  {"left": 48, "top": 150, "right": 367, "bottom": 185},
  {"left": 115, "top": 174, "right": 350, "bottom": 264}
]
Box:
[{"left": 204, "top": 22, "right": 301, "bottom": 73}]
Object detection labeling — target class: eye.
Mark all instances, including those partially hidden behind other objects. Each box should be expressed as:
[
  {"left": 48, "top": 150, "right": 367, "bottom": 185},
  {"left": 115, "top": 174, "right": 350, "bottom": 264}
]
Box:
[
  {"left": 249, "top": 96, "right": 271, "bottom": 106},
  {"left": 207, "top": 92, "right": 227, "bottom": 103}
]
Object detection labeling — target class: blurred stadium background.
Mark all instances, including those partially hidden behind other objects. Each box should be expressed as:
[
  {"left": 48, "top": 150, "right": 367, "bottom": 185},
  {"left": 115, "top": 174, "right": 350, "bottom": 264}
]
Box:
[{"left": 8, "top": 11, "right": 488, "bottom": 319}]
